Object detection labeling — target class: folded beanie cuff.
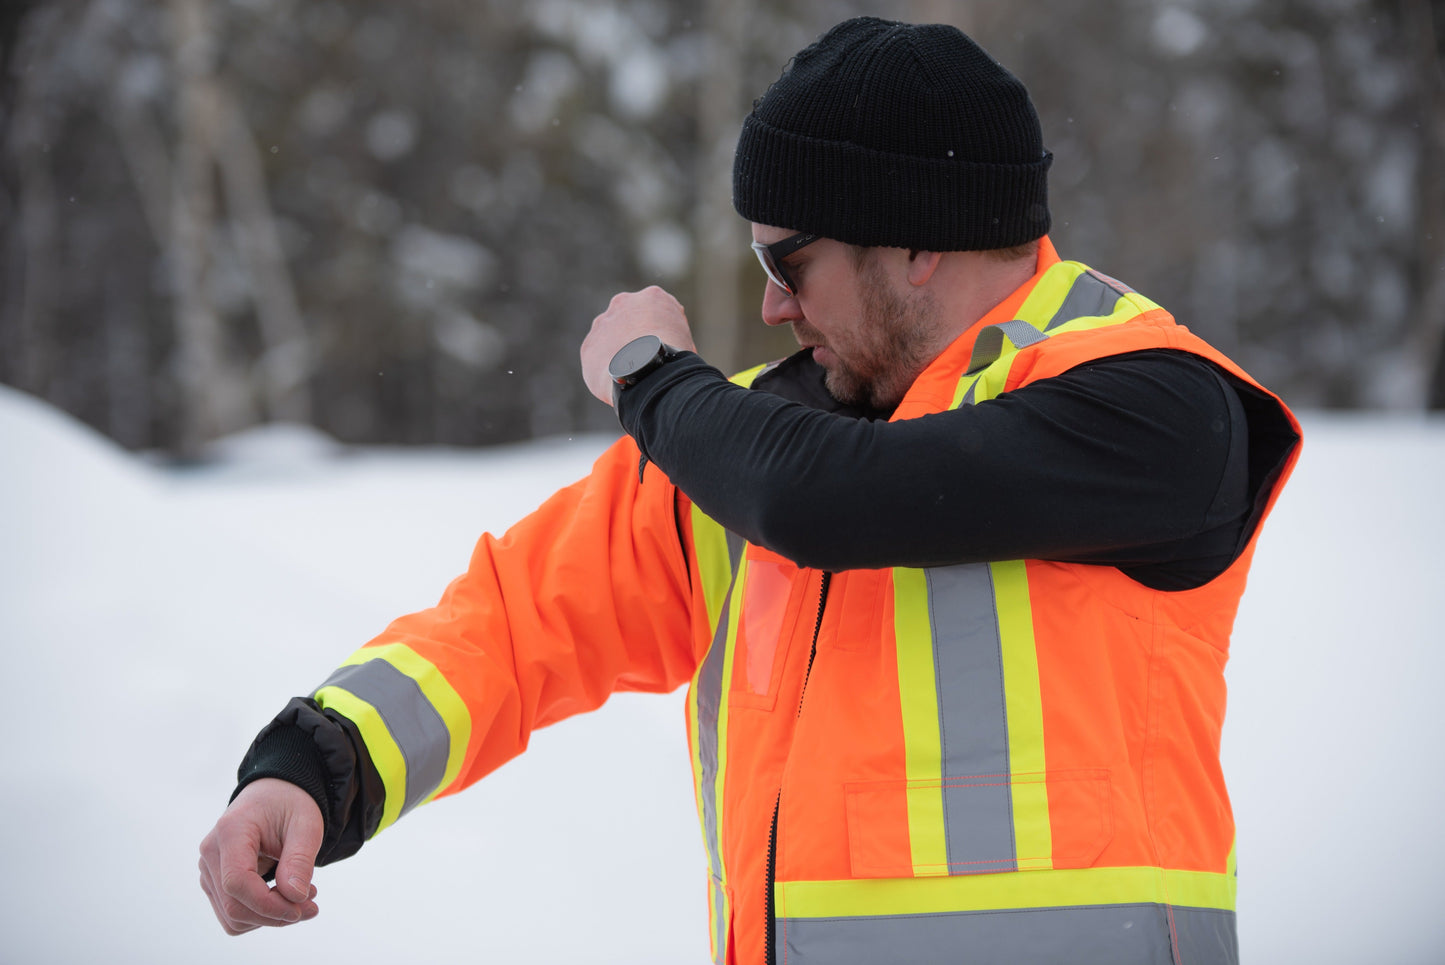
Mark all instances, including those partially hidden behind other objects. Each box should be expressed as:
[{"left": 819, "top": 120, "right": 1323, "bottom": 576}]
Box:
[{"left": 734, "top": 114, "right": 1052, "bottom": 251}]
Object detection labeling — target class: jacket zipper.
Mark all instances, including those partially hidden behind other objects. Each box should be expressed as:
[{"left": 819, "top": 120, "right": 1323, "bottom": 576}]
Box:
[{"left": 766, "top": 570, "right": 832, "bottom": 965}]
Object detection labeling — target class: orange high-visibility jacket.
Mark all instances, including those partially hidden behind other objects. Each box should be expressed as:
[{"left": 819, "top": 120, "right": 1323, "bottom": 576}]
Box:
[{"left": 311, "top": 240, "right": 1300, "bottom": 965}]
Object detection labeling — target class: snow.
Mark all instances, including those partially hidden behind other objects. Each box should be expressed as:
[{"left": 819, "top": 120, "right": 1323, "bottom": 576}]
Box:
[{"left": 1, "top": 383, "right": 1442, "bottom": 963}]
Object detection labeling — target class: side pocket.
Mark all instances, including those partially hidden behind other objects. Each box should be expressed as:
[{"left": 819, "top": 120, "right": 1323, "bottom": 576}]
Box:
[{"left": 843, "top": 769, "right": 1114, "bottom": 878}]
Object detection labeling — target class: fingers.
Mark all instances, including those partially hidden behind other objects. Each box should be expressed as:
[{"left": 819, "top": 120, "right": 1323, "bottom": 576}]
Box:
[
  {"left": 199, "top": 852, "right": 319, "bottom": 934},
  {"left": 200, "top": 821, "right": 318, "bottom": 933},
  {"left": 199, "top": 854, "right": 253, "bottom": 935},
  {"left": 273, "top": 801, "right": 325, "bottom": 904},
  {"left": 198, "top": 780, "right": 324, "bottom": 934},
  {"left": 580, "top": 286, "right": 698, "bottom": 405}
]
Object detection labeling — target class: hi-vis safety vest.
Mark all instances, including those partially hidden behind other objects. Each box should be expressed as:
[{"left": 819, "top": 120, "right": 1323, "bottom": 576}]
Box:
[{"left": 309, "top": 239, "right": 1300, "bottom": 965}]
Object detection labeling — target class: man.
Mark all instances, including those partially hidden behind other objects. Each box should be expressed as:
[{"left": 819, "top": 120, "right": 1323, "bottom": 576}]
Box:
[{"left": 200, "top": 17, "right": 1300, "bottom": 965}]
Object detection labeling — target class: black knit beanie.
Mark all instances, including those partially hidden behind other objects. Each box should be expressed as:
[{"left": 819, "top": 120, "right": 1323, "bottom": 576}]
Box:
[{"left": 733, "top": 17, "right": 1052, "bottom": 251}]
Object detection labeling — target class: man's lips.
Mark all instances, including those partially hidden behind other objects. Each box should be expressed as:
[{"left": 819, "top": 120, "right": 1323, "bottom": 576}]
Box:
[{"left": 793, "top": 325, "right": 831, "bottom": 364}]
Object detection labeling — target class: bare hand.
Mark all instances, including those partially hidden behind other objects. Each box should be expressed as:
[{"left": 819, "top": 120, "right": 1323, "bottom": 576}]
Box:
[
  {"left": 198, "top": 778, "right": 324, "bottom": 935},
  {"left": 580, "top": 286, "right": 698, "bottom": 405}
]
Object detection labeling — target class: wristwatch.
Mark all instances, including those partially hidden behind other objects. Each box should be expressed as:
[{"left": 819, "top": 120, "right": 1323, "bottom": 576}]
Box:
[{"left": 608, "top": 334, "right": 680, "bottom": 406}]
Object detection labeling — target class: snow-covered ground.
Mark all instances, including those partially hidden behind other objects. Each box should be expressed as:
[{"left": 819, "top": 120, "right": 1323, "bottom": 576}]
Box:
[{"left": 1, "top": 383, "right": 1441, "bottom": 964}]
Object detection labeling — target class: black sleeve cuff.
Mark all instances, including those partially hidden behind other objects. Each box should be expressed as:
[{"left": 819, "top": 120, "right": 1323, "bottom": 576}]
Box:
[
  {"left": 615, "top": 352, "right": 724, "bottom": 459},
  {"left": 231, "top": 696, "right": 385, "bottom": 867},
  {"left": 232, "top": 721, "right": 331, "bottom": 824}
]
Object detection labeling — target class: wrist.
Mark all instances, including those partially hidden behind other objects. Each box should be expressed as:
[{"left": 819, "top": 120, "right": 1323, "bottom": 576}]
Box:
[{"left": 608, "top": 334, "right": 683, "bottom": 408}]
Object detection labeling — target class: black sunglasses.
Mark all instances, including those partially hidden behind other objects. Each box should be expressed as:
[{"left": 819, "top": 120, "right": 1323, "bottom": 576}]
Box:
[{"left": 750, "top": 231, "right": 820, "bottom": 296}]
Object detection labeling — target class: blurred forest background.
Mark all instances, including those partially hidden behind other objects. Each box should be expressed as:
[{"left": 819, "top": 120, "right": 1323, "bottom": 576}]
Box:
[{"left": 1, "top": 0, "right": 1441, "bottom": 456}]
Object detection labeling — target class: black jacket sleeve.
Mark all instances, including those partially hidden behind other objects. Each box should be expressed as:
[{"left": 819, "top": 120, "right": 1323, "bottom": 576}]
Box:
[
  {"left": 618, "top": 348, "right": 1295, "bottom": 590},
  {"left": 231, "top": 696, "right": 385, "bottom": 867}
]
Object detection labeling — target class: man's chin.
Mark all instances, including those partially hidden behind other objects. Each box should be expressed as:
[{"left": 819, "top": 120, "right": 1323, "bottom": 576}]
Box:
[{"left": 822, "top": 367, "right": 866, "bottom": 407}]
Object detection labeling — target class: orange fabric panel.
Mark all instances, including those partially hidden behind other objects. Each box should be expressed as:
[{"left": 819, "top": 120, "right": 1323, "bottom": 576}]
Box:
[
  {"left": 777, "top": 569, "right": 908, "bottom": 883},
  {"left": 719, "top": 562, "right": 820, "bottom": 965},
  {"left": 1147, "top": 623, "right": 1236, "bottom": 872},
  {"left": 1029, "top": 559, "right": 1162, "bottom": 869},
  {"left": 362, "top": 436, "right": 705, "bottom": 798},
  {"left": 716, "top": 568, "right": 912, "bottom": 960}
]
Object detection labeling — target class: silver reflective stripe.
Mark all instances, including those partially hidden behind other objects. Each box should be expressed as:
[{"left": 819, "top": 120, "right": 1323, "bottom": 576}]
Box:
[
  {"left": 697, "top": 527, "right": 745, "bottom": 964},
  {"left": 696, "top": 593, "right": 731, "bottom": 884},
  {"left": 966, "top": 319, "right": 1049, "bottom": 374},
  {"left": 724, "top": 528, "right": 746, "bottom": 572},
  {"left": 926, "top": 564, "right": 1016, "bottom": 874},
  {"left": 318, "top": 660, "right": 450, "bottom": 817},
  {"left": 781, "top": 904, "right": 1235, "bottom": 965},
  {"left": 1042, "top": 270, "right": 1127, "bottom": 331},
  {"left": 710, "top": 876, "right": 727, "bottom": 965},
  {"left": 697, "top": 529, "right": 745, "bottom": 851},
  {"left": 960, "top": 377, "right": 982, "bottom": 408},
  {"left": 1174, "top": 906, "right": 1240, "bottom": 965}
]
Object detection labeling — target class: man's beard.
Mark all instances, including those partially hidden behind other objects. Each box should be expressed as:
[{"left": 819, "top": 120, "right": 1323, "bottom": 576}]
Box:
[{"left": 818, "top": 257, "right": 937, "bottom": 411}]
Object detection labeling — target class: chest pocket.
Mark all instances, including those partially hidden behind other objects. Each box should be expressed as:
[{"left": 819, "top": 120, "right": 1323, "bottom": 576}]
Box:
[
  {"left": 729, "top": 545, "right": 809, "bottom": 711},
  {"left": 820, "top": 570, "right": 886, "bottom": 654}
]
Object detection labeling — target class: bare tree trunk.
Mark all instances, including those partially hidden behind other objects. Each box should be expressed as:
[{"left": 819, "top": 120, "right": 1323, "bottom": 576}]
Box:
[
  {"left": 1405, "top": 0, "right": 1445, "bottom": 408},
  {"left": 215, "top": 91, "right": 313, "bottom": 424},
  {"left": 0, "top": 2, "right": 44, "bottom": 386},
  {"left": 168, "top": 0, "right": 253, "bottom": 453},
  {"left": 13, "top": 68, "right": 59, "bottom": 397},
  {"left": 110, "top": 95, "right": 173, "bottom": 248},
  {"left": 692, "top": 0, "right": 748, "bottom": 373}
]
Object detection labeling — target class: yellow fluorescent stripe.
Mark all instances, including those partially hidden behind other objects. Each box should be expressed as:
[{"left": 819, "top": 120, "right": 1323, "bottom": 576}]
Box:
[
  {"left": 691, "top": 505, "right": 734, "bottom": 630},
  {"left": 950, "top": 373, "right": 981, "bottom": 409},
  {"left": 1016, "top": 261, "right": 1085, "bottom": 323},
  {"left": 730, "top": 361, "right": 770, "bottom": 388},
  {"left": 686, "top": 508, "right": 730, "bottom": 890},
  {"left": 711, "top": 554, "right": 748, "bottom": 887},
  {"left": 343, "top": 644, "right": 472, "bottom": 804},
  {"left": 971, "top": 365, "right": 1014, "bottom": 405},
  {"left": 1046, "top": 299, "right": 1142, "bottom": 335},
  {"left": 312, "top": 684, "right": 406, "bottom": 833},
  {"left": 991, "top": 560, "right": 1052, "bottom": 870},
  {"left": 687, "top": 673, "right": 714, "bottom": 893},
  {"left": 892, "top": 567, "right": 948, "bottom": 877},
  {"left": 777, "top": 865, "right": 1237, "bottom": 919}
]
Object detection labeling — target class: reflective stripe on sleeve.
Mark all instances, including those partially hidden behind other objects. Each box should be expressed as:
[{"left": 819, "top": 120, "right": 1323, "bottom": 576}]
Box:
[{"left": 313, "top": 643, "right": 471, "bottom": 834}]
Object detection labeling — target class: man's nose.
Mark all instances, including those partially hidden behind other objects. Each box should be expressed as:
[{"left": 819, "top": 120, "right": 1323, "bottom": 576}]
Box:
[{"left": 760, "top": 280, "right": 802, "bottom": 327}]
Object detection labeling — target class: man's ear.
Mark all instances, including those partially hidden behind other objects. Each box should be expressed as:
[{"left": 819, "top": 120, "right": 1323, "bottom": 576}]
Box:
[{"left": 906, "top": 249, "right": 944, "bottom": 287}]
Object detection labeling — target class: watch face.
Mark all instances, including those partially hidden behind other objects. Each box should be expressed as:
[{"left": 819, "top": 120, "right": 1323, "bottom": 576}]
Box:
[{"left": 609, "top": 334, "right": 663, "bottom": 382}]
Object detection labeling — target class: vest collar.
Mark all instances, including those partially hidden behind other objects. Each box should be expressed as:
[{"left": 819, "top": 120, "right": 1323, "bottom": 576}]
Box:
[{"left": 891, "top": 237, "right": 1062, "bottom": 422}]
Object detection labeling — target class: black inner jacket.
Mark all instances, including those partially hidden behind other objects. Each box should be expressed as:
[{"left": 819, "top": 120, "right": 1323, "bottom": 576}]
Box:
[{"left": 617, "top": 347, "right": 1299, "bottom": 591}]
